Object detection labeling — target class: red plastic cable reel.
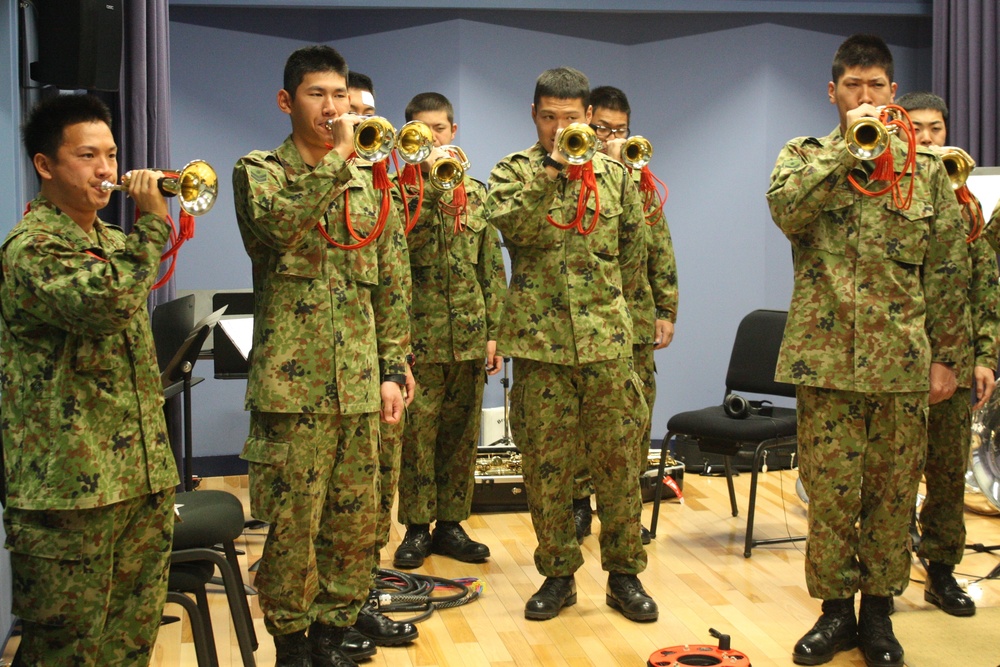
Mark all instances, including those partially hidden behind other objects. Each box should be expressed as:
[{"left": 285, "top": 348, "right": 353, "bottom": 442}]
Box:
[{"left": 648, "top": 628, "right": 751, "bottom": 666}]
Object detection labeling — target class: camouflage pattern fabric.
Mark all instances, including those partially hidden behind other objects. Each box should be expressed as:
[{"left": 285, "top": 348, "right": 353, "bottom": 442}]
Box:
[
  {"left": 769, "top": 127, "right": 970, "bottom": 601},
  {"left": 244, "top": 411, "right": 377, "bottom": 634},
  {"left": 487, "top": 144, "right": 649, "bottom": 576},
  {"left": 510, "top": 358, "right": 647, "bottom": 576},
  {"left": 768, "top": 127, "right": 971, "bottom": 393},
  {"left": 980, "top": 197, "right": 1000, "bottom": 254},
  {"left": 486, "top": 144, "right": 645, "bottom": 365},
  {"left": 5, "top": 489, "right": 174, "bottom": 666},
  {"left": 233, "top": 136, "right": 411, "bottom": 416},
  {"left": 234, "top": 138, "right": 410, "bottom": 634},
  {"left": 0, "top": 196, "right": 177, "bottom": 510},
  {"left": 394, "top": 175, "right": 505, "bottom": 527},
  {"left": 627, "top": 169, "right": 678, "bottom": 344},
  {"left": 919, "top": 197, "right": 1000, "bottom": 565},
  {"left": 400, "top": 176, "right": 506, "bottom": 363},
  {"left": 397, "top": 359, "right": 485, "bottom": 525},
  {"left": 919, "top": 390, "right": 971, "bottom": 564},
  {"left": 797, "top": 386, "right": 927, "bottom": 598}
]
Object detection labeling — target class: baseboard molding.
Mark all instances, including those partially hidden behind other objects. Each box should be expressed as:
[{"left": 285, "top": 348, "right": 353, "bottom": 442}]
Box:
[{"left": 193, "top": 454, "right": 247, "bottom": 478}]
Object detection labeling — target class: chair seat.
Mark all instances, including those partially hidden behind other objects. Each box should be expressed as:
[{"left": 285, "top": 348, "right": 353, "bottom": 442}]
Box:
[
  {"left": 174, "top": 490, "right": 246, "bottom": 549},
  {"left": 169, "top": 560, "right": 216, "bottom": 592},
  {"left": 667, "top": 406, "right": 796, "bottom": 455}
]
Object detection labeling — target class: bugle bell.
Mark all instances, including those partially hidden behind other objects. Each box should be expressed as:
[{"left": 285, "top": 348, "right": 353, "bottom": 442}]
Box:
[
  {"left": 938, "top": 146, "right": 975, "bottom": 190},
  {"left": 326, "top": 116, "right": 396, "bottom": 162},
  {"left": 621, "top": 136, "right": 653, "bottom": 170},
  {"left": 557, "top": 122, "right": 598, "bottom": 165},
  {"left": 101, "top": 159, "right": 218, "bottom": 216},
  {"left": 845, "top": 116, "right": 894, "bottom": 160},
  {"left": 429, "top": 145, "right": 470, "bottom": 191},
  {"left": 396, "top": 121, "right": 434, "bottom": 164}
]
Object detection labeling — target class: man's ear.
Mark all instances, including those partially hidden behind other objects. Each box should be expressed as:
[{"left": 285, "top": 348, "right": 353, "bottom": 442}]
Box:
[
  {"left": 33, "top": 153, "right": 54, "bottom": 181},
  {"left": 277, "top": 89, "right": 293, "bottom": 115}
]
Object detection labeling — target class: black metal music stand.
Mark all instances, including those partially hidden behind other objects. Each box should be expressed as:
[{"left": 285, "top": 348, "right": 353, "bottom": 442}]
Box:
[{"left": 160, "top": 307, "right": 225, "bottom": 491}]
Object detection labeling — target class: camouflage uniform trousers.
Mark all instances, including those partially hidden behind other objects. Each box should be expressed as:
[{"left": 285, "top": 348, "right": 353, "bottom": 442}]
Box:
[
  {"left": 373, "top": 415, "right": 404, "bottom": 579},
  {"left": 244, "top": 411, "right": 377, "bottom": 635},
  {"left": 397, "top": 359, "right": 484, "bottom": 525},
  {"left": 574, "top": 344, "right": 656, "bottom": 498},
  {"left": 797, "top": 385, "right": 927, "bottom": 599},
  {"left": 917, "top": 390, "right": 971, "bottom": 565},
  {"left": 4, "top": 489, "right": 175, "bottom": 667},
  {"left": 511, "top": 357, "right": 648, "bottom": 576}
]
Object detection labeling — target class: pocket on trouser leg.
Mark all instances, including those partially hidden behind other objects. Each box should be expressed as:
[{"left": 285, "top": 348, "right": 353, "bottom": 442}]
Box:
[
  {"left": 243, "top": 434, "right": 292, "bottom": 523},
  {"left": 5, "top": 519, "right": 105, "bottom": 634}
]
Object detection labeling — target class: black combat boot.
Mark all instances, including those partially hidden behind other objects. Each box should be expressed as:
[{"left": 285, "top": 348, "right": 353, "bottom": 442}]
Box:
[
  {"left": 431, "top": 521, "right": 490, "bottom": 562},
  {"left": 792, "top": 597, "right": 857, "bottom": 665},
  {"left": 308, "top": 623, "right": 361, "bottom": 667},
  {"left": 392, "top": 524, "right": 432, "bottom": 569},
  {"left": 857, "top": 594, "right": 904, "bottom": 667},
  {"left": 606, "top": 573, "right": 658, "bottom": 622},
  {"left": 924, "top": 561, "right": 976, "bottom": 616},
  {"left": 273, "top": 629, "right": 312, "bottom": 667},
  {"left": 573, "top": 497, "right": 592, "bottom": 542},
  {"left": 354, "top": 590, "right": 419, "bottom": 646},
  {"left": 524, "top": 575, "right": 576, "bottom": 620}
]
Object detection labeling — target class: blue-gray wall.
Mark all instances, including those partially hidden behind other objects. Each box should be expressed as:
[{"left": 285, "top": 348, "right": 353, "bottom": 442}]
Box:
[{"left": 0, "top": 0, "right": 935, "bottom": 641}]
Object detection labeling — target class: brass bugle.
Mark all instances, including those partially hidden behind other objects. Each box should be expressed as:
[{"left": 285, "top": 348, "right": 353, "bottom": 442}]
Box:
[
  {"left": 939, "top": 146, "right": 975, "bottom": 190},
  {"left": 101, "top": 160, "right": 218, "bottom": 216},
  {"left": 396, "top": 121, "right": 434, "bottom": 164},
  {"left": 845, "top": 107, "right": 903, "bottom": 160},
  {"left": 621, "top": 136, "right": 653, "bottom": 170},
  {"left": 429, "top": 145, "right": 471, "bottom": 191},
  {"left": 557, "top": 122, "right": 597, "bottom": 164},
  {"left": 325, "top": 115, "right": 396, "bottom": 162}
]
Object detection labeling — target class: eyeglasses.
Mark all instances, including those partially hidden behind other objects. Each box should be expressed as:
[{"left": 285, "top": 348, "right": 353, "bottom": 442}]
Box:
[{"left": 590, "top": 124, "right": 630, "bottom": 139}]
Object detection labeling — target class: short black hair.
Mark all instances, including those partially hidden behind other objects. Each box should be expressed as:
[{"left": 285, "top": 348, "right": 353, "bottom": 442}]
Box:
[
  {"left": 405, "top": 92, "right": 454, "bottom": 123},
  {"left": 348, "top": 71, "right": 374, "bottom": 94},
  {"left": 832, "top": 34, "right": 894, "bottom": 84},
  {"left": 590, "top": 85, "right": 631, "bottom": 122},
  {"left": 534, "top": 67, "right": 589, "bottom": 109},
  {"left": 896, "top": 91, "right": 949, "bottom": 129},
  {"left": 22, "top": 93, "right": 112, "bottom": 160},
  {"left": 283, "top": 45, "right": 348, "bottom": 99}
]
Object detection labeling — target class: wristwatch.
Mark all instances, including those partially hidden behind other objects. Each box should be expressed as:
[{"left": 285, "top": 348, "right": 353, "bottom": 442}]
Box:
[{"left": 542, "top": 155, "right": 564, "bottom": 172}]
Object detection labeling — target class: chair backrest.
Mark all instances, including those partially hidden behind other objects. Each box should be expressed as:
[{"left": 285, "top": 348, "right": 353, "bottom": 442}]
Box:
[
  {"left": 724, "top": 309, "right": 796, "bottom": 399},
  {"left": 151, "top": 294, "right": 196, "bottom": 373}
]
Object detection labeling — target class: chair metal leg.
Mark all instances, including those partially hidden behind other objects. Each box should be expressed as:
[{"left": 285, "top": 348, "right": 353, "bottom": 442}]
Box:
[
  {"left": 166, "top": 590, "right": 217, "bottom": 667},
  {"left": 173, "top": 548, "right": 257, "bottom": 667},
  {"left": 723, "top": 455, "right": 738, "bottom": 517},
  {"left": 222, "top": 540, "right": 259, "bottom": 650},
  {"left": 649, "top": 431, "right": 674, "bottom": 538},
  {"left": 743, "top": 438, "right": 806, "bottom": 558},
  {"left": 193, "top": 585, "right": 221, "bottom": 667}
]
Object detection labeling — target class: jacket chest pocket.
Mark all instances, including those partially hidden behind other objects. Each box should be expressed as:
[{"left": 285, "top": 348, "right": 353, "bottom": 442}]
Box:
[
  {"left": 585, "top": 199, "right": 623, "bottom": 259},
  {"left": 882, "top": 200, "right": 931, "bottom": 266}
]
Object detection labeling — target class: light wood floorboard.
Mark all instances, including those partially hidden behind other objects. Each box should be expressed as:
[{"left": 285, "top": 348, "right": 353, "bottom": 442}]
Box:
[{"left": 4, "top": 468, "right": 999, "bottom": 666}]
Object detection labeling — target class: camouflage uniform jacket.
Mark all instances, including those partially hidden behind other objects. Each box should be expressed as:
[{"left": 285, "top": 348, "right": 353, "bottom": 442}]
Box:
[
  {"left": 767, "top": 127, "right": 970, "bottom": 392},
  {"left": 965, "top": 198, "right": 1000, "bottom": 375},
  {"left": 626, "top": 168, "right": 678, "bottom": 344},
  {"left": 982, "top": 198, "right": 1000, "bottom": 255},
  {"left": 233, "top": 136, "right": 411, "bottom": 415},
  {"left": 0, "top": 196, "right": 176, "bottom": 511},
  {"left": 400, "top": 176, "right": 507, "bottom": 363},
  {"left": 486, "top": 143, "right": 645, "bottom": 365}
]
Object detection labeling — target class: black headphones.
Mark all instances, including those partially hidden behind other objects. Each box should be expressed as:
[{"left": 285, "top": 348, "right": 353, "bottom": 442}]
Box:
[{"left": 723, "top": 393, "right": 773, "bottom": 419}]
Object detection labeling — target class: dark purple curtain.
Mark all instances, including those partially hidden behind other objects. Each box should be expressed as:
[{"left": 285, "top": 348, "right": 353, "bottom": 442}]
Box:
[
  {"left": 932, "top": 0, "right": 999, "bottom": 167},
  {"left": 113, "top": 0, "right": 175, "bottom": 307}
]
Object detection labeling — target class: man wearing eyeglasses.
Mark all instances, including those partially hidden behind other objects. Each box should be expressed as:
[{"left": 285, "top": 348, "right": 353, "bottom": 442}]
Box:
[{"left": 571, "top": 86, "right": 678, "bottom": 545}]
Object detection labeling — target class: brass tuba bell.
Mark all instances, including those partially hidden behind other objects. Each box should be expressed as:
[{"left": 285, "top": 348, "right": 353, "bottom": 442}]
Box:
[
  {"left": 101, "top": 160, "right": 218, "bottom": 216},
  {"left": 557, "top": 122, "right": 598, "bottom": 164}
]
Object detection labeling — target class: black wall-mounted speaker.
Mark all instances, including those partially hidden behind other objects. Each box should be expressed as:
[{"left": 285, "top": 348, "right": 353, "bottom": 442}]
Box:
[{"left": 29, "top": 0, "right": 122, "bottom": 92}]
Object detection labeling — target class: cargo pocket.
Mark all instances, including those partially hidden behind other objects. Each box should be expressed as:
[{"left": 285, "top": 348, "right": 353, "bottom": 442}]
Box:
[
  {"left": 5, "top": 519, "right": 101, "bottom": 630},
  {"left": 241, "top": 435, "right": 292, "bottom": 522}
]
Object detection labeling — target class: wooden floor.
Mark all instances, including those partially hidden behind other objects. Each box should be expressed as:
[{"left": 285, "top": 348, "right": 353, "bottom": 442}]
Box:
[{"left": 4, "top": 468, "right": 999, "bottom": 667}]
